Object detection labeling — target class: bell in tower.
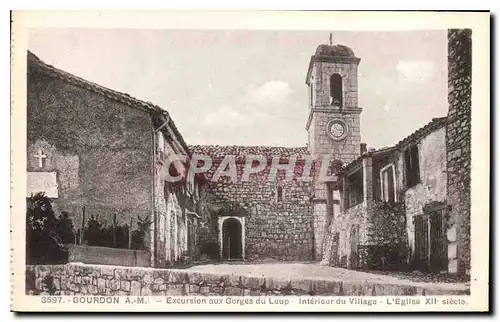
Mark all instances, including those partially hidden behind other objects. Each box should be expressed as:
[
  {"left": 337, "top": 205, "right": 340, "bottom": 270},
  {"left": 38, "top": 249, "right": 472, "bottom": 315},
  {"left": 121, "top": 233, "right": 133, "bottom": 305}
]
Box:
[{"left": 329, "top": 73, "right": 343, "bottom": 109}]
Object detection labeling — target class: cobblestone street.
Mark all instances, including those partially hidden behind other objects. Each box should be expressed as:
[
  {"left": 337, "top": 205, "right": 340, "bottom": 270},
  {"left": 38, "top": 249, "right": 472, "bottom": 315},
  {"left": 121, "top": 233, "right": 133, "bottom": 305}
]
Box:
[{"left": 186, "top": 262, "right": 469, "bottom": 293}]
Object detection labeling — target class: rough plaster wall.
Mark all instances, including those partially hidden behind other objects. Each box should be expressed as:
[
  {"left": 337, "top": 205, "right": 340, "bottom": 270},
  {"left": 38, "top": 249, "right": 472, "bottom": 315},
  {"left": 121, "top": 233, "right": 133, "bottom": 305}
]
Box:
[
  {"left": 447, "top": 29, "right": 472, "bottom": 274},
  {"left": 404, "top": 129, "right": 447, "bottom": 260},
  {"left": 27, "top": 139, "right": 81, "bottom": 217},
  {"left": 27, "top": 68, "right": 153, "bottom": 232},
  {"left": 404, "top": 129, "right": 448, "bottom": 214}
]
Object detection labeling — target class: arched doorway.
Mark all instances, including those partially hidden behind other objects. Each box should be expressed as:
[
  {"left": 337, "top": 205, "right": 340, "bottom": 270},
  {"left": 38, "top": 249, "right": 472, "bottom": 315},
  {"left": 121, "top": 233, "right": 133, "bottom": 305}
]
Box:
[
  {"left": 349, "top": 225, "right": 359, "bottom": 268},
  {"left": 222, "top": 218, "right": 243, "bottom": 260}
]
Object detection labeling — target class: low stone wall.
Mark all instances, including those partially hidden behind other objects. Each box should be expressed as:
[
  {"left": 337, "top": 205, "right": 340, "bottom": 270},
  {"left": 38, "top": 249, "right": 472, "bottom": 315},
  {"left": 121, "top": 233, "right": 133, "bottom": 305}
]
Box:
[
  {"left": 68, "top": 245, "right": 150, "bottom": 267},
  {"left": 25, "top": 263, "right": 467, "bottom": 296}
]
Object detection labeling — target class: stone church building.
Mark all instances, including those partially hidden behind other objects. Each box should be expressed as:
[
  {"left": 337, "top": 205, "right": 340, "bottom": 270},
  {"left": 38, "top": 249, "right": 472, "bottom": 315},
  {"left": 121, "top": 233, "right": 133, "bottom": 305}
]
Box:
[{"left": 26, "top": 30, "right": 471, "bottom": 275}]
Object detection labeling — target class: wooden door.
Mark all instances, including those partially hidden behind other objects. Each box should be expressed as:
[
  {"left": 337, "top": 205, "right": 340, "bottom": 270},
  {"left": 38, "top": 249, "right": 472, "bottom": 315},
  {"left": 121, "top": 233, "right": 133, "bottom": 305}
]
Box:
[
  {"left": 414, "top": 214, "right": 429, "bottom": 271},
  {"left": 429, "top": 210, "right": 448, "bottom": 272}
]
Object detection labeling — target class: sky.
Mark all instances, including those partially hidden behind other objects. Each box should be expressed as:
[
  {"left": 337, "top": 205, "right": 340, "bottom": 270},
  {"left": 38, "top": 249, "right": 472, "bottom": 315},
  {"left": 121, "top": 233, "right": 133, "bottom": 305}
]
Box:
[{"left": 29, "top": 29, "right": 448, "bottom": 149}]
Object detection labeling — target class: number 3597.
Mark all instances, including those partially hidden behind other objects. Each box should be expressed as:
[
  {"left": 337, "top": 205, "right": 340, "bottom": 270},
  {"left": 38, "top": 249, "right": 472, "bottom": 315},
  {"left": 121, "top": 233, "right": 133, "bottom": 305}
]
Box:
[{"left": 41, "top": 297, "right": 62, "bottom": 304}]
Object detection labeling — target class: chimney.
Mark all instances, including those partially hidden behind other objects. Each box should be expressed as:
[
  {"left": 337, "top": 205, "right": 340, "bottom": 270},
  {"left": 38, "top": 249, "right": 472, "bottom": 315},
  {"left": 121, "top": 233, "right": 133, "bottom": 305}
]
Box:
[{"left": 360, "top": 143, "right": 367, "bottom": 155}]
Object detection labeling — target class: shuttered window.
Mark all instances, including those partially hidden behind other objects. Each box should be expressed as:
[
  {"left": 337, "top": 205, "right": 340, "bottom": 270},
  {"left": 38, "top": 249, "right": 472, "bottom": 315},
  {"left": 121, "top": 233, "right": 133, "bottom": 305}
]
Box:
[{"left": 381, "top": 164, "right": 396, "bottom": 202}]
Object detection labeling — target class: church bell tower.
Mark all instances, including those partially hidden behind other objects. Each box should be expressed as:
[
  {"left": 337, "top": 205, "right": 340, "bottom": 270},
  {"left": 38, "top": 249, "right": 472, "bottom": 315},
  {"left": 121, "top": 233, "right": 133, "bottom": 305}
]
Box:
[
  {"left": 305, "top": 42, "right": 362, "bottom": 163},
  {"left": 306, "top": 41, "right": 362, "bottom": 261}
]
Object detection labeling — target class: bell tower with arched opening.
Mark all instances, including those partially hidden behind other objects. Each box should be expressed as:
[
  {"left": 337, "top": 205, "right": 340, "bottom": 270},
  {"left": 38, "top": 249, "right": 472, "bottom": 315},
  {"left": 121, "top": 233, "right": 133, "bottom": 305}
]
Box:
[
  {"left": 305, "top": 43, "right": 362, "bottom": 163},
  {"left": 305, "top": 41, "right": 362, "bottom": 261}
]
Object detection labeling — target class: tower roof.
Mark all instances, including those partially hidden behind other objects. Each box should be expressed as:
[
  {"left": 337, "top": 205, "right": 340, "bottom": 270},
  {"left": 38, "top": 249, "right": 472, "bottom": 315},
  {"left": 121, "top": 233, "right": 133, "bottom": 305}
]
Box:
[
  {"left": 314, "top": 44, "right": 356, "bottom": 58},
  {"left": 305, "top": 43, "right": 361, "bottom": 85}
]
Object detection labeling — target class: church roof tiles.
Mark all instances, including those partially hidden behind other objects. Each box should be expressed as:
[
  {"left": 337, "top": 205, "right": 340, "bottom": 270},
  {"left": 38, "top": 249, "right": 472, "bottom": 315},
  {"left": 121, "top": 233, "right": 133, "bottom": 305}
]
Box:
[{"left": 189, "top": 145, "right": 310, "bottom": 160}]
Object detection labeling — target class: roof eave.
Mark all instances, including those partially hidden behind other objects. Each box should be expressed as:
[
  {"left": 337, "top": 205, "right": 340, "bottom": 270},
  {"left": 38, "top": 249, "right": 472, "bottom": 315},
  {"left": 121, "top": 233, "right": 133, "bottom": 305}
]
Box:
[{"left": 28, "top": 50, "right": 193, "bottom": 156}]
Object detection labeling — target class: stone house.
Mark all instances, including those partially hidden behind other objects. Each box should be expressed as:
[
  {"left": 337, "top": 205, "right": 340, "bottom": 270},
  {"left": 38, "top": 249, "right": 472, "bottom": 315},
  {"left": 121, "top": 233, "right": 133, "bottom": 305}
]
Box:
[
  {"left": 27, "top": 51, "right": 203, "bottom": 267},
  {"left": 324, "top": 118, "right": 453, "bottom": 272}
]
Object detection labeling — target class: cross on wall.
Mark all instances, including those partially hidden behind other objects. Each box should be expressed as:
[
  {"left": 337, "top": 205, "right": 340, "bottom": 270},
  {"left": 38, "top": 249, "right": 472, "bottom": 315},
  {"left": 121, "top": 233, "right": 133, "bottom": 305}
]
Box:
[{"left": 34, "top": 149, "right": 47, "bottom": 168}]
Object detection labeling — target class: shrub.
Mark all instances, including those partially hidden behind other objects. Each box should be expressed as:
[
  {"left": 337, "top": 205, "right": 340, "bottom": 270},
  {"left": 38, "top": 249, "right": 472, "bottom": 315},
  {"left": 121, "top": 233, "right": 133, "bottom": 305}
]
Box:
[
  {"left": 130, "top": 215, "right": 152, "bottom": 250},
  {"left": 84, "top": 214, "right": 107, "bottom": 247},
  {"left": 199, "top": 242, "right": 219, "bottom": 260},
  {"left": 366, "top": 200, "right": 410, "bottom": 270},
  {"left": 26, "top": 192, "right": 68, "bottom": 264},
  {"left": 83, "top": 214, "right": 131, "bottom": 249}
]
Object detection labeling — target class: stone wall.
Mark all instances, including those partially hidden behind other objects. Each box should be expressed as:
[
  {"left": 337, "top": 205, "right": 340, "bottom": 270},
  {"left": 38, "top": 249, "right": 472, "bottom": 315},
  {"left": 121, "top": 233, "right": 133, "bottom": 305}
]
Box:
[
  {"left": 327, "top": 203, "right": 371, "bottom": 268},
  {"left": 26, "top": 263, "right": 463, "bottom": 296},
  {"left": 307, "top": 109, "right": 361, "bottom": 260},
  {"left": 310, "top": 60, "right": 359, "bottom": 109},
  {"left": 446, "top": 29, "right": 472, "bottom": 275},
  {"left": 189, "top": 146, "right": 314, "bottom": 261},
  {"left": 307, "top": 111, "right": 361, "bottom": 161}
]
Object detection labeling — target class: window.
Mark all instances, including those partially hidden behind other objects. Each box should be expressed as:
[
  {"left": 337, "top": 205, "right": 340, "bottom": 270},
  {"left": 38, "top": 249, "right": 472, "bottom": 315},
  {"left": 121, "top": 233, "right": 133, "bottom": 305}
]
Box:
[
  {"left": 276, "top": 186, "right": 283, "bottom": 202},
  {"left": 344, "top": 170, "right": 363, "bottom": 208},
  {"left": 329, "top": 73, "right": 343, "bottom": 108},
  {"left": 405, "top": 144, "right": 420, "bottom": 187},
  {"left": 158, "top": 132, "right": 165, "bottom": 151},
  {"left": 380, "top": 164, "right": 396, "bottom": 202}
]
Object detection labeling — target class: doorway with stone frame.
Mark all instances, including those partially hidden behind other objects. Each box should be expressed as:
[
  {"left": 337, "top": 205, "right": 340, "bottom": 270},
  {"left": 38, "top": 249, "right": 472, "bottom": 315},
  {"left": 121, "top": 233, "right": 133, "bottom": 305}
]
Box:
[{"left": 218, "top": 216, "right": 245, "bottom": 260}]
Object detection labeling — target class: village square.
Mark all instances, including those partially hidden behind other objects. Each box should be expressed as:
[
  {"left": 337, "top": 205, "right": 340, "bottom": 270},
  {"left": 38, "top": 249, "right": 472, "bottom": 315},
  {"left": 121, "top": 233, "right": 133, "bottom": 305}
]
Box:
[{"left": 24, "top": 29, "right": 472, "bottom": 297}]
